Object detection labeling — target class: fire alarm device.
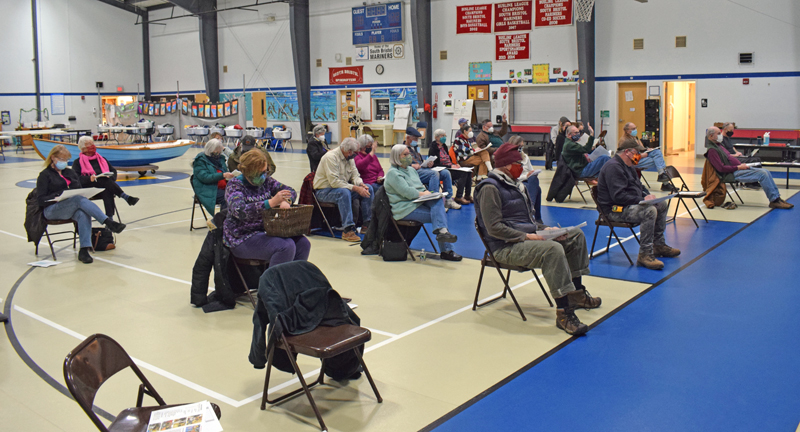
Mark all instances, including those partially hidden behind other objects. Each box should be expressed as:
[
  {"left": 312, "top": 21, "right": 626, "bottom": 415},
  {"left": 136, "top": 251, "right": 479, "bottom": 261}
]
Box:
[{"left": 743, "top": 79, "right": 749, "bottom": 85}]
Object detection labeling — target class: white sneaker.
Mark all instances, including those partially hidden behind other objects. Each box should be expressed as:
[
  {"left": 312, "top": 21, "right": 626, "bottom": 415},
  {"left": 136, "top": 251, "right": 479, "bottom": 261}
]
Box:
[{"left": 446, "top": 199, "right": 462, "bottom": 210}]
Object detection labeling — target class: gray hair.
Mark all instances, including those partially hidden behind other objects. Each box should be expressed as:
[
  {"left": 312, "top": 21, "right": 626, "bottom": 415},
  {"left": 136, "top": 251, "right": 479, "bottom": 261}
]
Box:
[
  {"left": 313, "top": 124, "right": 326, "bottom": 136},
  {"left": 433, "top": 128, "right": 447, "bottom": 139},
  {"left": 507, "top": 135, "right": 524, "bottom": 147},
  {"left": 389, "top": 144, "right": 408, "bottom": 167},
  {"left": 722, "top": 122, "right": 734, "bottom": 131},
  {"left": 77, "top": 135, "right": 94, "bottom": 150},
  {"left": 356, "top": 134, "right": 374, "bottom": 150},
  {"left": 203, "top": 138, "right": 224, "bottom": 156},
  {"left": 339, "top": 137, "right": 359, "bottom": 153},
  {"left": 706, "top": 127, "right": 720, "bottom": 138}
]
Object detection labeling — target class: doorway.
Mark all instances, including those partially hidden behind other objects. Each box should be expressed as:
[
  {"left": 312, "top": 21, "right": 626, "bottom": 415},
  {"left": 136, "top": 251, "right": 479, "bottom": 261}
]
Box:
[
  {"left": 338, "top": 90, "right": 358, "bottom": 142},
  {"left": 663, "top": 81, "right": 696, "bottom": 154},
  {"left": 617, "top": 82, "right": 646, "bottom": 145},
  {"left": 252, "top": 92, "right": 266, "bottom": 129}
]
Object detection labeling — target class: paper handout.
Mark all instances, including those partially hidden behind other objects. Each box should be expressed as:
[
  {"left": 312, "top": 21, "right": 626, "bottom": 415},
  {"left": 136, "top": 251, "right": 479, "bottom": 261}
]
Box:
[{"left": 47, "top": 188, "right": 105, "bottom": 202}]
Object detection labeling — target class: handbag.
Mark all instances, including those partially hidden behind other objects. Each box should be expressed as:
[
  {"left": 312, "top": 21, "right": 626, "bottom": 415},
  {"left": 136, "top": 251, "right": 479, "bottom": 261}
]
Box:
[
  {"left": 381, "top": 240, "right": 407, "bottom": 261},
  {"left": 91, "top": 227, "right": 116, "bottom": 251}
]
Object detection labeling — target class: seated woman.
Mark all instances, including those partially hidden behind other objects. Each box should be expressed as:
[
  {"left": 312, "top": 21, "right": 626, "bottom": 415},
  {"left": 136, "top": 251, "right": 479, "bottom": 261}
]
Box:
[
  {"left": 37, "top": 145, "right": 126, "bottom": 264},
  {"left": 508, "top": 135, "right": 544, "bottom": 225},
  {"left": 223, "top": 150, "right": 310, "bottom": 265},
  {"left": 192, "top": 139, "right": 234, "bottom": 216},
  {"left": 227, "top": 135, "right": 277, "bottom": 176},
  {"left": 354, "top": 134, "right": 384, "bottom": 192},
  {"left": 453, "top": 124, "right": 492, "bottom": 180},
  {"left": 429, "top": 128, "right": 473, "bottom": 205},
  {"left": 71, "top": 136, "right": 139, "bottom": 218},
  {"left": 383, "top": 144, "right": 462, "bottom": 262}
]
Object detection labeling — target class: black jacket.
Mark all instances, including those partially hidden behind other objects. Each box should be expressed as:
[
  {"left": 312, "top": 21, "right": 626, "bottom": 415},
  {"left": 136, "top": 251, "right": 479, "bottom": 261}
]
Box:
[
  {"left": 306, "top": 136, "right": 328, "bottom": 172},
  {"left": 360, "top": 186, "right": 392, "bottom": 255},
  {"left": 596, "top": 155, "right": 649, "bottom": 214},
  {"left": 71, "top": 157, "right": 118, "bottom": 187},
  {"left": 24, "top": 189, "right": 47, "bottom": 245},
  {"left": 546, "top": 156, "right": 577, "bottom": 203},
  {"left": 36, "top": 167, "right": 82, "bottom": 208}
]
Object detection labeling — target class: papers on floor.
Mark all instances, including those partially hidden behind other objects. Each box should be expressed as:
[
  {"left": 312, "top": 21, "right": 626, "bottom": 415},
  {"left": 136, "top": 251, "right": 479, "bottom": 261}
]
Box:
[
  {"left": 147, "top": 401, "right": 222, "bottom": 432},
  {"left": 538, "top": 222, "right": 587, "bottom": 240},
  {"left": 95, "top": 172, "right": 114, "bottom": 178},
  {"left": 588, "top": 146, "right": 610, "bottom": 161},
  {"left": 422, "top": 156, "right": 437, "bottom": 167},
  {"left": 27, "top": 260, "right": 60, "bottom": 268},
  {"left": 412, "top": 192, "right": 448, "bottom": 203},
  {"left": 638, "top": 193, "right": 676, "bottom": 205},
  {"left": 47, "top": 188, "right": 105, "bottom": 202}
]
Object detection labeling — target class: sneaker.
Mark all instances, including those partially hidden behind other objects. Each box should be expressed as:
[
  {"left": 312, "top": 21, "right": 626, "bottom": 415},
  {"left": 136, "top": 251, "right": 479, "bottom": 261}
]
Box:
[
  {"left": 568, "top": 289, "right": 602, "bottom": 310},
  {"left": 556, "top": 308, "right": 588, "bottom": 336},
  {"left": 769, "top": 198, "right": 794, "bottom": 209},
  {"left": 654, "top": 244, "right": 681, "bottom": 258},
  {"left": 78, "top": 247, "right": 94, "bottom": 264},
  {"left": 661, "top": 183, "right": 678, "bottom": 193},
  {"left": 445, "top": 199, "right": 462, "bottom": 210},
  {"left": 440, "top": 251, "right": 463, "bottom": 262},
  {"left": 656, "top": 172, "right": 671, "bottom": 183},
  {"left": 341, "top": 230, "right": 361, "bottom": 242},
  {"left": 105, "top": 219, "right": 127, "bottom": 234},
  {"left": 721, "top": 202, "right": 738, "bottom": 210},
  {"left": 433, "top": 228, "right": 458, "bottom": 243},
  {"left": 637, "top": 253, "right": 664, "bottom": 270},
  {"left": 126, "top": 196, "right": 140, "bottom": 206}
]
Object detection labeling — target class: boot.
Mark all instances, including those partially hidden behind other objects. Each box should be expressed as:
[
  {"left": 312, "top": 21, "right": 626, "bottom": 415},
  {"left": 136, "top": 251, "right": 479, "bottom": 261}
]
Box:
[
  {"left": 654, "top": 244, "right": 681, "bottom": 258},
  {"left": 125, "top": 196, "right": 140, "bottom": 206},
  {"left": 556, "top": 308, "right": 588, "bottom": 336},
  {"left": 637, "top": 252, "right": 664, "bottom": 270},
  {"left": 769, "top": 198, "right": 794, "bottom": 209},
  {"left": 105, "top": 219, "right": 127, "bottom": 234},
  {"left": 78, "top": 247, "right": 94, "bottom": 264},
  {"left": 568, "top": 289, "right": 601, "bottom": 310},
  {"left": 656, "top": 172, "right": 671, "bottom": 183}
]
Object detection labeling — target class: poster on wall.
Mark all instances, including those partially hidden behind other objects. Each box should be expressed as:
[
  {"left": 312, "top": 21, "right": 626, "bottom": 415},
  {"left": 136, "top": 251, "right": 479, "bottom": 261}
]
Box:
[
  {"left": 160, "top": 103, "right": 166, "bottom": 115},
  {"left": 224, "top": 102, "right": 231, "bottom": 117},
  {"left": 532, "top": 63, "right": 550, "bottom": 84},
  {"left": 456, "top": 4, "right": 492, "bottom": 34},
  {"left": 172, "top": 100, "right": 178, "bottom": 113},
  {"left": 232, "top": 100, "right": 239, "bottom": 115},
  {"left": 494, "top": 1, "right": 532, "bottom": 32},
  {"left": 355, "top": 44, "right": 405, "bottom": 61},
  {"left": 138, "top": 103, "right": 143, "bottom": 115},
  {"left": 329, "top": 66, "right": 364, "bottom": 85},
  {"left": 182, "top": 100, "right": 189, "bottom": 115},
  {"left": 211, "top": 104, "right": 217, "bottom": 118},
  {"left": 311, "top": 91, "right": 337, "bottom": 122},
  {"left": 352, "top": 2, "right": 403, "bottom": 45},
  {"left": 389, "top": 88, "right": 419, "bottom": 122},
  {"left": 192, "top": 103, "right": 199, "bottom": 117},
  {"left": 535, "top": 0, "right": 572, "bottom": 27},
  {"left": 496, "top": 33, "right": 529, "bottom": 61},
  {"left": 266, "top": 91, "right": 300, "bottom": 121},
  {"left": 148, "top": 104, "right": 155, "bottom": 116},
  {"left": 469, "top": 61, "right": 493, "bottom": 81},
  {"left": 204, "top": 105, "right": 211, "bottom": 117},
  {"left": 217, "top": 104, "right": 224, "bottom": 117},
  {"left": 221, "top": 93, "right": 251, "bottom": 121}
]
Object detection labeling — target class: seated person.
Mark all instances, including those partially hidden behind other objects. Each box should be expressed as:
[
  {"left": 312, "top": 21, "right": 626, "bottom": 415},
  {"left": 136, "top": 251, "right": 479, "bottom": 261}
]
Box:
[
  {"left": 354, "top": 134, "right": 384, "bottom": 192},
  {"left": 561, "top": 123, "right": 610, "bottom": 178},
  {"left": 705, "top": 126, "right": 792, "bottom": 209},
  {"left": 37, "top": 145, "right": 126, "bottom": 264},
  {"left": 621, "top": 122, "right": 672, "bottom": 191},
  {"left": 475, "top": 114, "right": 508, "bottom": 156},
  {"left": 553, "top": 118, "right": 571, "bottom": 166},
  {"left": 720, "top": 122, "right": 761, "bottom": 163},
  {"left": 507, "top": 135, "right": 544, "bottom": 225},
  {"left": 71, "top": 136, "right": 138, "bottom": 218},
  {"left": 404, "top": 127, "right": 460, "bottom": 210},
  {"left": 547, "top": 116, "right": 570, "bottom": 170},
  {"left": 429, "top": 128, "right": 473, "bottom": 205},
  {"left": 384, "top": 144, "right": 462, "bottom": 262},
  {"left": 223, "top": 150, "right": 310, "bottom": 265},
  {"left": 475, "top": 143, "right": 599, "bottom": 335},
  {"left": 209, "top": 131, "right": 233, "bottom": 158},
  {"left": 454, "top": 124, "right": 493, "bottom": 180},
  {"left": 597, "top": 137, "right": 682, "bottom": 270},
  {"left": 192, "top": 139, "right": 235, "bottom": 216},
  {"left": 228, "top": 135, "right": 276, "bottom": 176},
  {"left": 313, "top": 137, "right": 373, "bottom": 242},
  {"left": 307, "top": 124, "right": 329, "bottom": 172}
]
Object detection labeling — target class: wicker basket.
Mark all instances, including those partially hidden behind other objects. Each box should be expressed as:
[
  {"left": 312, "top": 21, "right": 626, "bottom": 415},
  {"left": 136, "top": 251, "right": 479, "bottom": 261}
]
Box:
[{"left": 261, "top": 204, "right": 313, "bottom": 238}]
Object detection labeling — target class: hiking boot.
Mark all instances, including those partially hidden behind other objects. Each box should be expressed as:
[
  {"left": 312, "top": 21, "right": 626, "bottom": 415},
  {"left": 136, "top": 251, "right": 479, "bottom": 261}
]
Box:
[
  {"left": 105, "top": 219, "right": 126, "bottom": 234},
  {"left": 656, "top": 172, "right": 671, "bottom": 183},
  {"left": 654, "top": 244, "right": 681, "bottom": 258},
  {"left": 126, "top": 196, "right": 140, "bottom": 206},
  {"left": 770, "top": 198, "right": 794, "bottom": 209},
  {"left": 434, "top": 228, "right": 458, "bottom": 243},
  {"left": 440, "top": 251, "right": 463, "bottom": 262},
  {"left": 78, "top": 247, "right": 94, "bottom": 264},
  {"left": 341, "top": 230, "right": 361, "bottom": 242},
  {"left": 556, "top": 308, "right": 588, "bottom": 336},
  {"left": 568, "top": 289, "right": 602, "bottom": 310},
  {"left": 463, "top": 196, "right": 474, "bottom": 203},
  {"left": 446, "top": 199, "right": 462, "bottom": 210},
  {"left": 637, "top": 253, "right": 664, "bottom": 270}
]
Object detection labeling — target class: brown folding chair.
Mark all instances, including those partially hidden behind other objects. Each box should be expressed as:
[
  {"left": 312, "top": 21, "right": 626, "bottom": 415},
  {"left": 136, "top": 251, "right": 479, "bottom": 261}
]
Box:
[
  {"left": 571, "top": 177, "right": 596, "bottom": 204},
  {"left": 38, "top": 219, "right": 78, "bottom": 260},
  {"left": 63, "top": 333, "right": 221, "bottom": 432},
  {"left": 230, "top": 256, "right": 265, "bottom": 308},
  {"left": 588, "top": 186, "right": 641, "bottom": 266},
  {"left": 723, "top": 180, "right": 745, "bottom": 205},
  {"left": 301, "top": 172, "right": 338, "bottom": 237},
  {"left": 189, "top": 175, "right": 209, "bottom": 231},
  {"left": 472, "top": 221, "right": 553, "bottom": 321},
  {"left": 664, "top": 165, "right": 708, "bottom": 228}
]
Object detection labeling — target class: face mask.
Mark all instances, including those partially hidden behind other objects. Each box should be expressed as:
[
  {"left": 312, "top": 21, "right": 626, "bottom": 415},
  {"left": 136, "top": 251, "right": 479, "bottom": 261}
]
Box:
[
  {"left": 467, "top": 131, "right": 474, "bottom": 139},
  {"left": 571, "top": 134, "right": 582, "bottom": 142},
  {"left": 508, "top": 164, "right": 524, "bottom": 180},
  {"left": 411, "top": 140, "right": 418, "bottom": 148},
  {"left": 400, "top": 155, "right": 413, "bottom": 167},
  {"left": 726, "top": 131, "right": 734, "bottom": 138},
  {"left": 250, "top": 173, "right": 266, "bottom": 186},
  {"left": 716, "top": 134, "right": 723, "bottom": 143},
  {"left": 630, "top": 129, "right": 638, "bottom": 137},
  {"left": 629, "top": 151, "right": 641, "bottom": 165},
  {"left": 319, "top": 135, "right": 325, "bottom": 142},
  {"left": 364, "top": 146, "right": 372, "bottom": 154},
  {"left": 55, "top": 160, "right": 68, "bottom": 171},
  {"left": 84, "top": 144, "right": 97, "bottom": 156},
  {"left": 209, "top": 153, "right": 220, "bottom": 160},
  {"left": 346, "top": 153, "right": 356, "bottom": 160},
  {"left": 487, "top": 126, "right": 495, "bottom": 133},
  {"left": 439, "top": 136, "right": 447, "bottom": 144}
]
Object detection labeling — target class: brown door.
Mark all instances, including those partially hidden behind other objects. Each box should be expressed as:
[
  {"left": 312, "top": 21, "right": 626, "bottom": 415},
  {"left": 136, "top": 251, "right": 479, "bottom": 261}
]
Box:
[
  {"left": 617, "top": 83, "right": 646, "bottom": 145},
  {"left": 339, "top": 90, "right": 357, "bottom": 142},
  {"left": 252, "top": 92, "right": 266, "bottom": 129}
]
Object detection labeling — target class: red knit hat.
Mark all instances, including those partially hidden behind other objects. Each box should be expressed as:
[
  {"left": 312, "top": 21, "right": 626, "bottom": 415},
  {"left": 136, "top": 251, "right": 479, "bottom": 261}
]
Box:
[{"left": 493, "top": 143, "right": 523, "bottom": 167}]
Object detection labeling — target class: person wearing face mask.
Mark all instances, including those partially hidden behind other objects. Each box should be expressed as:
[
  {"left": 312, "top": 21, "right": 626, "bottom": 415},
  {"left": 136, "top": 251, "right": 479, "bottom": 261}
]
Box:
[
  {"left": 704, "top": 126, "right": 792, "bottom": 209},
  {"left": 384, "top": 144, "right": 462, "bottom": 261},
  {"left": 475, "top": 143, "right": 599, "bottom": 335},
  {"left": 547, "top": 116, "right": 570, "bottom": 170},
  {"left": 354, "top": 134, "right": 384, "bottom": 192},
  {"left": 223, "top": 149, "right": 310, "bottom": 265},
  {"left": 428, "top": 129, "right": 473, "bottom": 204},
  {"left": 621, "top": 122, "right": 673, "bottom": 191},
  {"left": 192, "top": 139, "right": 236, "bottom": 216},
  {"left": 553, "top": 119, "right": 572, "bottom": 167},
  {"left": 307, "top": 124, "right": 330, "bottom": 172},
  {"left": 561, "top": 123, "right": 610, "bottom": 178},
  {"left": 314, "top": 137, "right": 373, "bottom": 242},
  {"left": 36, "top": 145, "right": 127, "bottom": 264},
  {"left": 507, "top": 135, "right": 544, "bottom": 225},
  {"left": 475, "top": 114, "right": 508, "bottom": 156},
  {"left": 71, "top": 136, "right": 138, "bottom": 218},
  {"left": 404, "top": 127, "right": 461, "bottom": 210},
  {"left": 597, "top": 137, "right": 682, "bottom": 270},
  {"left": 228, "top": 135, "right": 276, "bottom": 176},
  {"left": 454, "top": 124, "right": 493, "bottom": 180}
]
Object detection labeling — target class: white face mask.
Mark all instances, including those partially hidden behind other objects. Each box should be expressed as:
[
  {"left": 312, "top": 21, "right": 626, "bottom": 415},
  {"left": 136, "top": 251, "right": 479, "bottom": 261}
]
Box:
[
  {"left": 467, "top": 131, "right": 474, "bottom": 139},
  {"left": 487, "top": 126, "right": 495, "bottom": 133},
  {"left": 716, "top": 134, "right": 723, "bottom": 143}
]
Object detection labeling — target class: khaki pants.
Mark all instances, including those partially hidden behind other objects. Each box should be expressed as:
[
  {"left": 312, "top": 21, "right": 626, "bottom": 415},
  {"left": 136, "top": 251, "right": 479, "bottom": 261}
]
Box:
[{"left": 460, "top": 151, "right": 491, "bottom": 176}]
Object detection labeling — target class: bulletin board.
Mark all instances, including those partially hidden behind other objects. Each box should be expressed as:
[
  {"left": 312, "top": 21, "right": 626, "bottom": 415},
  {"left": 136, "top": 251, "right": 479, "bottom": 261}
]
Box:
[
  {"left": 393, "top": 104, "right": 411, "bottom": 130},
  {"left": 510, "top": 84, "right": 577, "bottom": 125}
]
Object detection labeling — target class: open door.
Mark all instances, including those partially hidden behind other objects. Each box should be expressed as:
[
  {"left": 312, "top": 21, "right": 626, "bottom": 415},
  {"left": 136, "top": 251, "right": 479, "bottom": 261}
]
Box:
[
  {"left": 663, "top": 81, "right": 696, "bottom": 154},
  {"left": 339, "top": 90, "right": 357, "bottom": 142},
  {"left": 617, "top": 83, "right": 646, "bottom": 145}
]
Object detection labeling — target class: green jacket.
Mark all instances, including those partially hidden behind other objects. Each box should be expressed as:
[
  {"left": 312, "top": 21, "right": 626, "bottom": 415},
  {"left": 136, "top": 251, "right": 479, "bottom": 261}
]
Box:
[
  {"left": 562, "top": 135, "right": 595, "bottom": 176},
  {"left": 384, "top": 165, "right": 427, "bottom": 220},
  {"left": 192, "top": 153, "right": 229, "bottom": 215}
]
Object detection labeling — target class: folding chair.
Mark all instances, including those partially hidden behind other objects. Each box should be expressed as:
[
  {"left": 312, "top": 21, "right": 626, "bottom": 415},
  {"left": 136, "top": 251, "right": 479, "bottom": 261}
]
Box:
[
  {"left": 723, "top": 180, "right": 745, "bottom": 205},
  {"left": 588, "top": 186, "right": 641, "bottom": 266},
  {"left": 189, "top": 175, "right": 209, "bottom": 231},
  {"left": 301, "top": 172, "right": 339, "bottom": 237},
  {"left": 636, "top": 168, "right": 651, "bottom": 188},
  {"left": 230, "top": 256, "right": 265, "bottom": 308},
  {"left": 664, "top": 165, "right": 708, "bottom": 228},
  {"left": 89, "top": 194, "right": 122, "bottom": 223},
  {"left": 63, "top": 334, "right": 221, "bottom": 432},
  {"left": 388, "top": 219, "right": 437, "bottom": 261},
  {"left": 37, "top": 219, "right": 78, "bottom": 260},
  {"left": 572, "top": 177, "right": 596, "bottom": 204},
  {"left": 472, "top": 221, "right": 552, "bottom": 321}
]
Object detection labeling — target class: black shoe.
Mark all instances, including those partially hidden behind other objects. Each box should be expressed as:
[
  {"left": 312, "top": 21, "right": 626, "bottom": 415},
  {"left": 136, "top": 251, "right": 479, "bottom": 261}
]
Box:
[
  {"left": 105, "top": 219, "right": 127, "bottom": 234},
  {"left": 661, "top": 183, "right": 678, "bottom": 193},
  {"left": 78, "top": 247, "right": 94, "bottom": 264},
  {"left": 656, "top": 172, "right": 671, "bottom": 183},
  {"left": 434, "top": 229, "right": 458, "bottom": 243},
  {"left": 126, "top": 196, "right": 140, "bottom": 206},
  {"left": 440, "top": 251, "right": 463, "bottom": 261}
]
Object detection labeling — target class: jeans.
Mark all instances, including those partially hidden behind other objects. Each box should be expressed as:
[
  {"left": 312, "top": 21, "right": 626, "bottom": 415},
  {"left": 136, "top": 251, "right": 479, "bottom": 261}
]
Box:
[
  {"left": 636, "top": 149, "right": 667, "bottom": 173},
  {"left": 401, "top": 199, "right": 453, "bottom": 252},
  {"left": 43, "top": 196, "right": 109, "bottom": 248},
  {"left": 315, "top": 185, "right": 373, "bottom": 230},
  {"left": 417, "top": 168, "right": 454, "bottom": 197},
  {"left": 230, "top": 233, "right": 311, "bottom": 266},
  {"left": 525, "top": 175, "right": 543, "bottom": 223},
  {"left": 216, "top": 188, "right": 228, "bottom": 211},
  {"left": 580, "top": 155, "right": 611, "bottom": 178},
  {"left": 734, "top": 168, "right": 780, "bottom": 202},
  {"left": 607, "top": 200, "right": 668, "bottom": 256}
]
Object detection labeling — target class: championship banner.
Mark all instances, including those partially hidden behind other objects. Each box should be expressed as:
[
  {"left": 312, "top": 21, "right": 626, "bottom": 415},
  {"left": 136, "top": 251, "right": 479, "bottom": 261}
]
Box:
[
  {"left": 535, "top": 0, "right": 573, "bottom": 27},
  {"left": 496, "top": 33, "right": 530, "bottom": 61},
  {"left": 494, "top": 1, "right": 532, "bottom": 32},
  {"left": 456, "top": 4, "right": 492, "bottom": 34}
]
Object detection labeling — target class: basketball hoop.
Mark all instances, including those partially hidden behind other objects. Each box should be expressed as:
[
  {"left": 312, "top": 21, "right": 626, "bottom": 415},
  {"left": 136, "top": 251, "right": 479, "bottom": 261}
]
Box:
[{"left": 575, "top": 0, "right": 595, "bottom": 22}]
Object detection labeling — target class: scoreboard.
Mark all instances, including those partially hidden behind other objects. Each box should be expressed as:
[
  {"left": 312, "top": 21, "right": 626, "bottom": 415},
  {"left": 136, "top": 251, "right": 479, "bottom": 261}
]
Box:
[{"left": 352, "top": 2, "right": 403, "bottom": 46}]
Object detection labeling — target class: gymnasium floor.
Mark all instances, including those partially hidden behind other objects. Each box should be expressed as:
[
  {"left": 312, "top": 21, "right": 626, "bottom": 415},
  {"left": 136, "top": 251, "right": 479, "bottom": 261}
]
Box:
[{"left": 1, "top": 143, "right": 798, "bottom": 432}]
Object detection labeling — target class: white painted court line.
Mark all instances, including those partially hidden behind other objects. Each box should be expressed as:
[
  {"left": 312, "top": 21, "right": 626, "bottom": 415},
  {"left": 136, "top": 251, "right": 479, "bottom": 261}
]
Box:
[
  {"left": 365, "top": 327, "right": 398, "bottom": 338},
  {"left": 127, "top": 217, "right": 204, "bottom": 231},
  {"left": 92, "top": 257, "right": 192, "bottom": 286},
  {"left": 153, "top": 184, "right": 194, "bottom": 191},
  {"left": 0, "top": 230, "right": 27, "bottom": 240}
]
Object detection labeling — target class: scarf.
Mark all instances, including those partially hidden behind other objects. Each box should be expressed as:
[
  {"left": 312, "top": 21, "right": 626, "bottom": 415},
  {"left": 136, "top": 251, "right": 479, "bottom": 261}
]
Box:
[{"left": 79, "top": 153, "right": 110, "bottom": 175}]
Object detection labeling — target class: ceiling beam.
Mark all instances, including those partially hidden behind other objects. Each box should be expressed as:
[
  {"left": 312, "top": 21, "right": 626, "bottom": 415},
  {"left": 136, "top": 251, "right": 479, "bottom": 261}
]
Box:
[{"left": 97, "top": 0, "right": 145, "bottom": 16}]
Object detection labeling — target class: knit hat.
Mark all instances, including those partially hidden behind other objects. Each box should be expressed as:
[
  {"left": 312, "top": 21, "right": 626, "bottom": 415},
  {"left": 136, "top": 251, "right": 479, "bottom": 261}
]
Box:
[{"left": 493, "top": 143, "right": 523, "bottom": 167}]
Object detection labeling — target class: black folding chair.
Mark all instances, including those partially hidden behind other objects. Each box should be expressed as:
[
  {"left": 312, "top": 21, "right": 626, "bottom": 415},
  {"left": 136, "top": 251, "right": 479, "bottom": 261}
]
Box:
[
  {"left": 189, "top": 175, "right": 209, "bottom": 231},
  {"left": 664, "top": 165, "right": 708, "bottom": 228},
  {"left": 588, "top": 186, "right": 640, "bottom": 266}
]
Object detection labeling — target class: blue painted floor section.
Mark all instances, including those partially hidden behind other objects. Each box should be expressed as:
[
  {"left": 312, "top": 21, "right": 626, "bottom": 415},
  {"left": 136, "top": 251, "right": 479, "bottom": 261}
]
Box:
[{"left": 430, "top": 193, "right": 800, "bottom": 432}]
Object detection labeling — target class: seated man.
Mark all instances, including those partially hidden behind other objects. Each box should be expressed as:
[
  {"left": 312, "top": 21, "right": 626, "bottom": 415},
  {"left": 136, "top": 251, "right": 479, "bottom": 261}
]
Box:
[
  {"left": 404, "top": 127, "right": 461, "bottom": 210},
  {"left": 227, "top": 135, "right": 276, "bottom": 176},
  {"left": 307, "top": 124, "right": 329, "bottom": 172},
  {"left": 475, "top": 114, "right": 508, "bottom": 156},
  {"left": 561, "top": 123, "right": 610, "bottom": 179},
  {"left": 597, "top": 137, "right": 681, "bottom": 270},
  {"left": 475, "top": 143, "right": 600, "bottom": 336},
  {"left": 508, "top": 135, "right": 544, "bottom": 225},
  {"left": 621, "top": 122, "right": 672, "bottom": 191},
  {"left": 705, "top": 126, "right": 792, "bottom": 209},
  {"left": 313, "top": 137, "right": 373, "bottom": 242}
]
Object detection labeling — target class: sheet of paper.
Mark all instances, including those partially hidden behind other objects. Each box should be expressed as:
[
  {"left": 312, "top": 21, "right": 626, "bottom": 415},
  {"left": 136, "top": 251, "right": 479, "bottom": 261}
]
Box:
[
  {"left": 625, "top": 91, "right": 633, "bottom": 102},
  {"left": 473, "top": 146, "right": 488, "bottom": 153},
  {"left": 537, "top": 222, "right": 588, "bottom": 240},
  {"left": 431, "top": 166, "right": 446, "bottom": 172},
  {"left": 95, "top": 172, "right": 114, "bottom": 178},
  {"left": 449, "top": 167, "right": 474, "bottom": 172},
  {"left": 638, "top": 193, "right": 676, "bottom": 205},
  {"left": 48, "top": 188, "right": 105, "bottom": 202},
  {"left": 422, "top": 155, "right": 437, "bottom": 167},
  {"left": 588, "top": 146, "right": 610, "bottom": 161},
  {"left": 412, "top": 192, "right": 448, "bottom": 203},
  {"left": 28, "top": 260, "right": 60, "bottom": 268}
]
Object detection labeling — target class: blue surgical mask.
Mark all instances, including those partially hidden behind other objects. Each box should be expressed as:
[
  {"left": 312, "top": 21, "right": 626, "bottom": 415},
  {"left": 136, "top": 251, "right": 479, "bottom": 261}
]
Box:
[
  {"left": 631, "top": 129, "right": 638, "bottom": 137},
  {"left": 439, "top": 136, "right": 446, "bottom": 144},
  {"left": 55, "top": 160, "right": 68, "bottom": 170},
  {"left": 411, "top": 140, "right": 418, "bottom": 148}
]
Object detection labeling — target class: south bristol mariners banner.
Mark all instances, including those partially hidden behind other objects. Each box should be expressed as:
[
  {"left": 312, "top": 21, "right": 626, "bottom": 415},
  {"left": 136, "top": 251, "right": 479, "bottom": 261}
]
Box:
[{"left": 329, "top": 66, "right": 364, "bottom": 85}]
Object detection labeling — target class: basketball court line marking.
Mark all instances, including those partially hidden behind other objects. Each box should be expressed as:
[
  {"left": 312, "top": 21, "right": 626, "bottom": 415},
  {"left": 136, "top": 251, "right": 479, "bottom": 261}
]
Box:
[{"left": 127, "top": 217, "right": 206, "bottom": 231}]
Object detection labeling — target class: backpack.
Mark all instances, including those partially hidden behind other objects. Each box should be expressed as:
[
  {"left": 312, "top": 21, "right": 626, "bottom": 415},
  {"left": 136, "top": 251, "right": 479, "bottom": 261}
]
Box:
[{"left": 92, "top": 227, "right": 116, "bottom": 251}]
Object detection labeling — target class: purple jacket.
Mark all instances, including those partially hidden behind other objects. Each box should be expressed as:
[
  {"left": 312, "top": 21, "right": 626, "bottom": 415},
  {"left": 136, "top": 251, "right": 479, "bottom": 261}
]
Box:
[{"left": 223, "top": 176, "right": 297, "bottom": 249}]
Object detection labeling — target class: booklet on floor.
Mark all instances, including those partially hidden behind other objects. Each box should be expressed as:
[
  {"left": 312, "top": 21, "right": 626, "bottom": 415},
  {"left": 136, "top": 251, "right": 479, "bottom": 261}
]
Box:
[
  {"left": 537, "top": 222, "right": 588, "bottom": 240},
  {"left": 48, "top": 188, "right": 105, "bottom": 202},
  {"left": 147, "top": 401, "right": 222, "bottom": 432}
]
